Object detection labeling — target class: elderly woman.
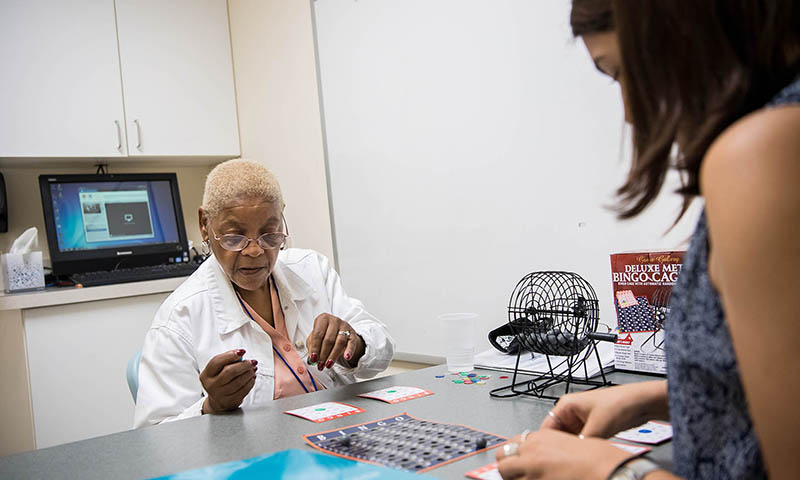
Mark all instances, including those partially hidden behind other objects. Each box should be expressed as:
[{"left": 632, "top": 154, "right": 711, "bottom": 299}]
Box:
[{"left": 134, "top": 159, "right": 395, "bottom": 427}]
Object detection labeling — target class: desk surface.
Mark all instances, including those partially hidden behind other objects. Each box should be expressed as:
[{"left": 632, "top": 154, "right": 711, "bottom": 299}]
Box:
[
  {"left": 0, "top": 276, "right": 185, "bottom": 311},
  {"left": 0, "top": 366, "right": 672, "bottom": 479}
]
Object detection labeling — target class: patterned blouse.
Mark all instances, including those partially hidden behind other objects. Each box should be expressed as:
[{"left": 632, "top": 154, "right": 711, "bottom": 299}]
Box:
[{"left": 665, "top": 75, "right": 800, "bottom": 479}]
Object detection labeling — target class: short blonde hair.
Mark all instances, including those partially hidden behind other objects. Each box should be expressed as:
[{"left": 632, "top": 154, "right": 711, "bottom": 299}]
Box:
[{"left": 202, "top": 159, "right": 284, "bottom": 218}]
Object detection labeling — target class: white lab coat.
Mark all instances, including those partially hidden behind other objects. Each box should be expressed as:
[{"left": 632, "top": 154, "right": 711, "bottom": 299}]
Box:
[{"left": 133, "top": 248, "right": 395, "bottom": 428}]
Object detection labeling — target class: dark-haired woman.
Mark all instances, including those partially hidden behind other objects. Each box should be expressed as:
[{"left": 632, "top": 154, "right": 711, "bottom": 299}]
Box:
[{"left": 496, "top": 1, "right": 800, "bottom": 479}]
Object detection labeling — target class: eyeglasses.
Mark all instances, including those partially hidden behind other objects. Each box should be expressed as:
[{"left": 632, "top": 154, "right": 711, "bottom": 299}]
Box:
[
  {"left": 209, "top": 216, "right": 290, "bottom": 252},
  {"left": 210, "top": 228, "right": 289, "bottom": 251}
]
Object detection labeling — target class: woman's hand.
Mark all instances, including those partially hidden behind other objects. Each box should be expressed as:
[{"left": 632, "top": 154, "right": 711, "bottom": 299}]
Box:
[
  {"left": 496, "top": 429, "right": 630, "bottom": 480},
  {"left": 306, "top": 313, "right": 366, "bottom": 371},
  {"left": 541, "top": 381, "right": 669, "bottom": 438},
  {"left": 199, "top": 349, "right": 257, "bottom": 414}
]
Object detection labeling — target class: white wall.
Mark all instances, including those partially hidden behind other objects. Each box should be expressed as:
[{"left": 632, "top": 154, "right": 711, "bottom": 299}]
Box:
[
  {"left": 228, "top": 0, "right": 335, "bottom": 261},
  {"left": 315, "top": 0, "right": 701, "bottom": 361}
]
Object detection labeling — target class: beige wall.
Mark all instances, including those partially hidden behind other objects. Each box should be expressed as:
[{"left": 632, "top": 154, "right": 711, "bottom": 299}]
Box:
[
  {"left": 227, "top": 0, "right": 335, "bottom": 261},
  {"left": 0, "top": 164, "right": 212, "bottom": 262},
  {"left": 0, "top": 310, "right": 34, "bottom": 456}
]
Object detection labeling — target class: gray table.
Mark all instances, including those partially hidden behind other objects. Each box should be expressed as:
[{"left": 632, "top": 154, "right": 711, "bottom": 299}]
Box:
[{"left": 0, "top": 365, "right": 672, "bottom": 479}]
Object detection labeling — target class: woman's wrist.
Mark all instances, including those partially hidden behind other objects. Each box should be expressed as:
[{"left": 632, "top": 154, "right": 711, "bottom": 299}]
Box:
[
  {"left": 606, "top": 456, "right": 665, "bottom": 480},
  {"left": 202, "top": 396, "right": 221, "bottom": 415}
]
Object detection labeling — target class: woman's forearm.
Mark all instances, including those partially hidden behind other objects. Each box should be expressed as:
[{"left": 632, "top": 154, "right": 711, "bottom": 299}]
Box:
[{"left": 636, "top": 380, "right": 670, "bottom": 422}]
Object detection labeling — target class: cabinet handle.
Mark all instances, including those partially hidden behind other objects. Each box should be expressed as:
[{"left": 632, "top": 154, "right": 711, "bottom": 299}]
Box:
[
  {"left": 133, "top": 119, "right": 142, "bottom": 151},
  {"left": 114, "top": 120, "right": 123, "bottom": 152}
]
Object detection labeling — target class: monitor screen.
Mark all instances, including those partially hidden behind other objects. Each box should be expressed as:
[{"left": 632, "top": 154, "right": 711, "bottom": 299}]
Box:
[{"left": 40, "top": 173, "right": 190, "bottom": 274}]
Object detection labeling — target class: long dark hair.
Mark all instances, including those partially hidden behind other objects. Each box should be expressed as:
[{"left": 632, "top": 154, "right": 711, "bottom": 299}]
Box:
[
  {"left": 572, "top": 0, "right": 800, "bottom": 220},
  {"left": 570, "top": 0, "right": 612, "bottom": 37}
]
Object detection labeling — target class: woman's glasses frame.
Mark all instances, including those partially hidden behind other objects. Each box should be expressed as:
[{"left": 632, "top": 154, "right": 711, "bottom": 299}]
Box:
[{"left": 209, "top": 214, "right": 290, "bottom": 252}]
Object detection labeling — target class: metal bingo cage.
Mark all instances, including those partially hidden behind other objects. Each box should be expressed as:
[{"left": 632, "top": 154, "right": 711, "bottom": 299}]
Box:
[
  {"left": 490, "top": 271, "right": 617, "bottom": 402},
  {"left": 641, "top": 285, "right": 672, "bottom": 353}
]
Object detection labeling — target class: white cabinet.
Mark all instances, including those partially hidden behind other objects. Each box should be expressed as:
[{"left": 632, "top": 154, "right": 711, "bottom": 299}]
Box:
[
  {"left": 0, "top": 0, "right": 128, "bottom": 157},
  {"left": 116, "top": 0, "right": 240, "bottom": 157},
  {"left": 24, "top": 293, "right": 168, "bottom": 448},
  {"left": 0, "top": 0, "right": 239, "bottom": 158}
]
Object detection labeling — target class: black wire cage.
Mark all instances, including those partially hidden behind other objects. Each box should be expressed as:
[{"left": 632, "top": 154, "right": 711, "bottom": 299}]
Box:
[
  {"left": 641, "top": 286, "right": 672, "bottom": 352},
  {"left": 490, "top": 271, "right": 617, "bottom": 402}
]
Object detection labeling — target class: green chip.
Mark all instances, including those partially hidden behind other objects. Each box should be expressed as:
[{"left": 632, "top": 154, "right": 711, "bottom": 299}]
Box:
[
  {"left": 387, "top": 390, "right": 397, "bottom": 393},
  {"left": 315, "top": 408, "right": 326, "bottom": 411},
  {"left": 453, "top": 379, "right": 464, "bottom": 384}
]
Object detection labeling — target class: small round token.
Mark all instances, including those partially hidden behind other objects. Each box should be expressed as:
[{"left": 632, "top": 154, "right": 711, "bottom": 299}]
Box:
[
  {"left": 500, "top": 375, "right": 509, "bottom": 379},
  {"left": 387, "top": 390, "right": 397, "bottom": 393},
  {"left": 476, "top": 380, "right": 486, "bottom": 385},
  {"left": 459, "top": 372, "right": 469, "bottom": 376},
  {"left": 453, "top": 379, "right": 464, "bottom": 384},
  {"left": 315, "top": 407, "right": 326, "bottom": 411},
  {"left": 467, "top": 373, "right": 477, "bottom": 377},
  {"left": 435, "top": 375, "right": 445, "bottom": 378},
  {"left": 463, "top": 380, "right": 473, "bottom": 384}
]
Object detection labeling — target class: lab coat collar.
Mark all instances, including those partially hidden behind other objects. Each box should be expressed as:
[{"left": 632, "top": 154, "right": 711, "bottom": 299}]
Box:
[{"left": 206, "top": 253, "right": 316, "bottom": 337}]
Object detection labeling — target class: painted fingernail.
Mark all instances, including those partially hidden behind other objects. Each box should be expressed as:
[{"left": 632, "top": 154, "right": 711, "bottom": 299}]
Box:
[
  {"left": 326, "top": 360, "right": 333, "bottom": 369},
  {"left": 318, "top": 362, "right": 324, "bottom": 371},
  {"left": 250, "top": 359, "right": 258, "bottom": 366},
  {"left": 345, "top": 352, "right": 351, "bottom": 360},
  {"left": 236, "top": 349, "right": 246, "bottom": 357},
  {"left": 310, "top": 353, "right": 318, "bottom": 363}
]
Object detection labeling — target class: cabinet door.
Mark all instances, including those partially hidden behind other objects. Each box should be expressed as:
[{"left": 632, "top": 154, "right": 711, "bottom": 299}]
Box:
[
  {"left": 0, "top": 0, "right": 128, "bottom": 157},
  {"left": 115, "top": 0, "right": 240, "bottom": 157},
  {"left": 24, "top": 294, "right": 168, "bottom": 449}
]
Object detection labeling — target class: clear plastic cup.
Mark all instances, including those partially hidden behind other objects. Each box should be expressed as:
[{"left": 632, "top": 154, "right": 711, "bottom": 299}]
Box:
[{"left": 438, "top": 313, "right": 477, "bottom": 372}]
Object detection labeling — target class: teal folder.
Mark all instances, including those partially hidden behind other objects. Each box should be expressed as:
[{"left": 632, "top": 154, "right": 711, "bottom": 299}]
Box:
[{"left": 150, "top": 449, "right": 429, "bottom": 479}]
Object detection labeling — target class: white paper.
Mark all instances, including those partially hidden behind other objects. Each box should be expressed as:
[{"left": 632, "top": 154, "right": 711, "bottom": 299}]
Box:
[
  {"left": 614, "top": 421, "right": 673, "bottom": 445},
  {"left": 358, "top": 386, "right": 433, "bottom": 404},
  {"left": 474, "top": 342, "right": 615, "bottom": 380},
  {"left": 284, "top": 402, "right": 364, "bottom": 423},
  {"left": 610, "top": 442, "right": 651, "bottom": 455},
  {"left": 9, "top": 227, "right": 39, "bottom": 254}
]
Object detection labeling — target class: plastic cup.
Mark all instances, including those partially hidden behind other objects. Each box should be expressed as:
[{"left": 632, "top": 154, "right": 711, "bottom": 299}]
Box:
[{"left": 438, "top": 313, "right": 477, "bottom": 373}]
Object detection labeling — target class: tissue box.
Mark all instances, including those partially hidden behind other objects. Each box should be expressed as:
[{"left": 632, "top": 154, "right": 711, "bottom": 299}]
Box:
[{"left": 2, "top": 251, "right": 45, "bottom": 292}]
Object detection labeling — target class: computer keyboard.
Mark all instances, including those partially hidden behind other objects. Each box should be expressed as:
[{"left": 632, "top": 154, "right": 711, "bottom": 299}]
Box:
[{"left": 70, "top": 262, "right": 200, "bottom": 287}]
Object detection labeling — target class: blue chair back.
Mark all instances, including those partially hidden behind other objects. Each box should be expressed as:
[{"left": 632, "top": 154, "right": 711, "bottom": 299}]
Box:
[{"left": 127, "top": 351, "right": 142, "bottom": 403}]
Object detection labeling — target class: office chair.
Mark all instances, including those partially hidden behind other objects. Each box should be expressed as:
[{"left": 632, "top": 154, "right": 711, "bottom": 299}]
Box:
[{"left": 127, "top": 351, "right": 142, "bottom": 403}]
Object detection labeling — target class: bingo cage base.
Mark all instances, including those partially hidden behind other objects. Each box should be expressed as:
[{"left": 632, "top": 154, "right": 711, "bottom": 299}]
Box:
[{"left": 489, "top": 271, "right": 617, "bottom": 403}]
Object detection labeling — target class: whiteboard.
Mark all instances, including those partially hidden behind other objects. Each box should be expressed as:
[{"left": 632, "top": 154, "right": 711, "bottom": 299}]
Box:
[{"left": 314, "top": 0, "right": 700, "bottom": 361}]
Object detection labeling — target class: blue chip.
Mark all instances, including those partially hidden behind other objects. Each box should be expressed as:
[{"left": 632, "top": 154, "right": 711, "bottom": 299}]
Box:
[
  {"left": 435, "top": 375, "right": 445, "bottom": 378},
  {"left": 467, "top": 373, "right": 477, "bottom": 377}
]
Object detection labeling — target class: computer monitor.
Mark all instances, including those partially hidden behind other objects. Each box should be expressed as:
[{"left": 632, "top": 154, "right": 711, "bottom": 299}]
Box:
[{"left": 39, "top": 173, "right": 191, "bottom": 275}]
